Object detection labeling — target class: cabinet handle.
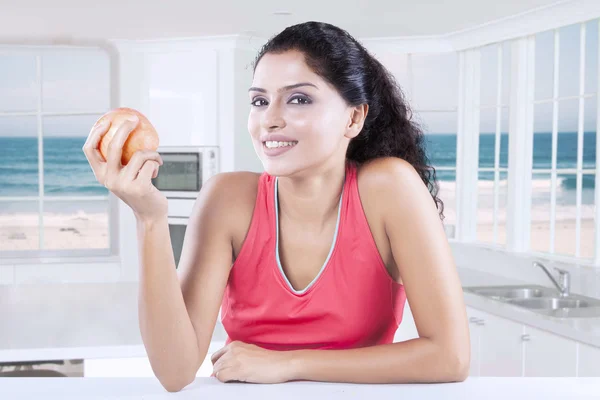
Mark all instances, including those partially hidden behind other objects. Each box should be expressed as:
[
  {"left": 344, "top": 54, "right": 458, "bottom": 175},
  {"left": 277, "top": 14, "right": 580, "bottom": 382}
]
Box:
[
  {"left": 469, "top": 317, "right": 479, "bottom": 323},
  {"left": 476, "top": 319, "right": 485, "bottom": 326},
  {"left": 521, "top": 334, "right": 531, "bottom": 342}
]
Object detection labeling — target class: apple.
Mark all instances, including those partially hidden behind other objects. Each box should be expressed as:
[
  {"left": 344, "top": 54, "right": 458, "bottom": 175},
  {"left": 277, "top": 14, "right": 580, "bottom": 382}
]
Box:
[{"left": 94, "top": 107, "right": 160, "bottom": 166}]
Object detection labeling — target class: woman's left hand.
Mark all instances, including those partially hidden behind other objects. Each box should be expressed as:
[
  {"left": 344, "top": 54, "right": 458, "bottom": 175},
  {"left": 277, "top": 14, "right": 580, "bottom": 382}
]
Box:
[{"left": 211, "top": 341, "right": 296, "bottom": 383}]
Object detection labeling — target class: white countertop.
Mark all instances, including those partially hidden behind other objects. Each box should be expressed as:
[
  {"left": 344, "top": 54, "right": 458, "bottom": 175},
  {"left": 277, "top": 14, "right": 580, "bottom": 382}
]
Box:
[{"left": 1, "top": 377, "right": 600, "bottom": 399}]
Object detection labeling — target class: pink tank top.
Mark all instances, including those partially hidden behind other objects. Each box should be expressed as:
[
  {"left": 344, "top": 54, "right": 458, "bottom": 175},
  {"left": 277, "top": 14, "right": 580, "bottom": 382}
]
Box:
[{"left": 220, "top": 161, "right": 407, "bottom": 350}]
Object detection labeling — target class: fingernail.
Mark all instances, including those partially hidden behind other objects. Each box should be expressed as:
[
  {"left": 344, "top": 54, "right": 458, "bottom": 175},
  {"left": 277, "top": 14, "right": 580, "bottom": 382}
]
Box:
[{"left": 127, "top": 116, "right": 139, "bottom": 123}]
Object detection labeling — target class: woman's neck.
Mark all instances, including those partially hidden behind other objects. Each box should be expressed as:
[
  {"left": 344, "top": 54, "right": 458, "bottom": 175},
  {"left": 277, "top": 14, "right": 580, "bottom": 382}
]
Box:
[{"left": 276, "top": 161, "right": 346, "bottom": 232}]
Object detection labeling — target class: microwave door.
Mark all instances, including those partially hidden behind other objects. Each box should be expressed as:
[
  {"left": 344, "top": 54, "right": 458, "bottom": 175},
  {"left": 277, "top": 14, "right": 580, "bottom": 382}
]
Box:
[{"left": 153, "top": 152, "right": 201, "bottom": 198}]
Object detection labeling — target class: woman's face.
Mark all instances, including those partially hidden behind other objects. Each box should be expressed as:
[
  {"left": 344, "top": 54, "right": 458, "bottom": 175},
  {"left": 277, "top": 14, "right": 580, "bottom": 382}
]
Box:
[{"left": 248, "top": 50, "right": 362, "bottom": 177}]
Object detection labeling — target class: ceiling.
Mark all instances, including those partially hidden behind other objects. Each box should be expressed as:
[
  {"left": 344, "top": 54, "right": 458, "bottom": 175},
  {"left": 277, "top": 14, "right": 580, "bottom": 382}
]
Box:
[{"left": 0, "top": 0, "right": 569, "bottom": 42}]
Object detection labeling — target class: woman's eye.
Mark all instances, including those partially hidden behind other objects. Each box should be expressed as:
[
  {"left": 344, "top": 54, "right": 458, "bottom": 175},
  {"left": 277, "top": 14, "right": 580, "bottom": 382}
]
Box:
[
  {"left": 250, "top": 99, "right": 267, "bottom": 107},
  {"left": 250, "top": 96, "right": 311, "bottom": 107},
  {"left": 290, "top": 96, "right": 311, "bottom": 105}
]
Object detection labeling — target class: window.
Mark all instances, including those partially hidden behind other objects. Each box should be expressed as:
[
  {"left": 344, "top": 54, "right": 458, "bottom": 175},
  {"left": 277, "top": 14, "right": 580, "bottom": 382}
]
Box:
[
  {"left": 476, "top": 41, "right": 511, "bottom": 247},
  {"left": 372, "top": 16, "right": 599, "bottom": 264},
  {"left": 530, "top": 20, "right": 598, "bottom": 261},
  {"left": 0, "top": 47, "right": 114, "bottom": 259},
  {"left": 378, "top": 52, "right": 460, "bottom": 239},
  {"left": 463, "top": 18, "right": 599, "bottom": 264}
]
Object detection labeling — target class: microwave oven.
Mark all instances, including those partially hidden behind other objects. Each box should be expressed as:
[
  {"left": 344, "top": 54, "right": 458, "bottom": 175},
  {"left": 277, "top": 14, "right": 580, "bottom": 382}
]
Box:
[
  {"left": 152, "top": 146, "right": 219, "bottom": 269},
  {"left": 152, "top": 146, "right": 219, "bottom": 199}
]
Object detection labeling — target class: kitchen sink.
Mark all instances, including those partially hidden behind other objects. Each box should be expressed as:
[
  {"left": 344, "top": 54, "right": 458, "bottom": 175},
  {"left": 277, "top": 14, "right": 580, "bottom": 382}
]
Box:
[
  {"left": 468, "top": 287, "right": 547, "bottom": 299},
  {"left": 464, "top": 285, "right": 557, "bottom": 300},
  {"left": 508, "top": 297, "right": 590, "bottom": 309},
  {"left": 463, "top": 284, "right": 600, "bottom": 318}
]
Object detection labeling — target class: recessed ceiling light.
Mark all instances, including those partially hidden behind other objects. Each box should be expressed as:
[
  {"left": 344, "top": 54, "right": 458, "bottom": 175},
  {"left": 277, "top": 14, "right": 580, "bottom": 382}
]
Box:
[{"left": 273, "top": 11, "right": 292, "bottom": 16}]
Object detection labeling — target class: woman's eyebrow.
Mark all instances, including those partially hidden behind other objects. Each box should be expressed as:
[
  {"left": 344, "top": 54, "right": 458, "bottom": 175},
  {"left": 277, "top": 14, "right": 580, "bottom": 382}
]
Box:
[{"left": 248, "top": 82, "right": 318, "bottom": 93}]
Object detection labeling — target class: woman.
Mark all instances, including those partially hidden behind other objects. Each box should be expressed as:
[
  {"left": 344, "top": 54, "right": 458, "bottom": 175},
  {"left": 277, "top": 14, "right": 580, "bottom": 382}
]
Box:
[{"left": 83, "top": 21, "right": 469, "bottom": 391}]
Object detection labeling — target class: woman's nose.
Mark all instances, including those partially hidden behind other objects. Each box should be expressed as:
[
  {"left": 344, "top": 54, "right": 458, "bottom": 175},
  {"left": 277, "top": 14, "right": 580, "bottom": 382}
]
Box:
[{"left": 262, "top": 103, "right": 286, "bottom": 130}]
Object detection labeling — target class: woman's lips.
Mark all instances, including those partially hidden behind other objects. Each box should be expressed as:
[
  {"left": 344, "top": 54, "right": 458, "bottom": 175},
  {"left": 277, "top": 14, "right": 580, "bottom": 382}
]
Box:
[{"left": 262, "top": 141, "right": 298, "bottom": 157}]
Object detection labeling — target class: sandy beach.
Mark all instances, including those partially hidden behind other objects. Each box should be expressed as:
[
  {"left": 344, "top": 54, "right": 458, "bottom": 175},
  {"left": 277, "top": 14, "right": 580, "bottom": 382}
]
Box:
[
  {"left": 0, "top": 210, "right": 109, "bottom": 251},
  {"left": 437, "top": 180, "right": 594, "bottom": 260},
  {"left": 0, "top": 180, "right": 594, "bottom": 259},
  {"left": 476, "top": 220, "right": 595, "bottom": 259}
]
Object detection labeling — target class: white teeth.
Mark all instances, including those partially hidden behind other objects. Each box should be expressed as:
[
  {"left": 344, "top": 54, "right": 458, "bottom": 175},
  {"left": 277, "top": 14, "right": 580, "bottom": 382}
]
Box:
[{"left": 264, "top": 141, "right": 297, "bottom": 148}]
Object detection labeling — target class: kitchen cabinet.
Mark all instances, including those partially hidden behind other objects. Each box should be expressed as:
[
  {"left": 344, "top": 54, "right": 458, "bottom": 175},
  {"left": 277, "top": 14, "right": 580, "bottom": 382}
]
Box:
[
  {"left": 523, "top": 325, "right": 578, "bottom": 376},
  {"left": 478, "top": 312, "right": 524, "bottom": 376},
  {"left": 412, "top": 305, "right": 598, "bottom": 378},
  {"left": 467, "top": 306, "right": 580, "bottom": 377},
  {"left": 466, "top": 307, "right": 484, "bottom": 376},
  {"left": 145, "top": 49, "right": 219, "bottom": 147},
  {"left": 466, "top": 307, "right": 523, "bottom": 376},
  {"left": 577, "top": 343, "right": 600, "bottom": 377}
]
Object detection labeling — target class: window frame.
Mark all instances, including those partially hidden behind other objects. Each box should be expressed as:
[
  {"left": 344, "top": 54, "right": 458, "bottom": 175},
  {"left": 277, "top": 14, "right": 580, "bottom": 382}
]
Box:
[
  {"left": 0, "top": 45, "right": 120, "bottom": 263},
  {"left": 461, "top": 18, "right": 600, "bottom": 266}
]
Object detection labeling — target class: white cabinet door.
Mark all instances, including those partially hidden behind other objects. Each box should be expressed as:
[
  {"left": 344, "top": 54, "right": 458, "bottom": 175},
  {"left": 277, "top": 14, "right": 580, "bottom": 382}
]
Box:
[
  {"left": 478, "top": 311, "right": 524, "bottom": 376},
  {"left": 523, "top": 326, "right": 577, "bottom": 376},
  {"left": 466, "top": 307, "right": 485, "bottom": 377},
  {"left": 146, "top": 49, "right": 219, "bottom": 147},
  {"left": 578, "top": 343, "right": 600, "bottom": 377}
]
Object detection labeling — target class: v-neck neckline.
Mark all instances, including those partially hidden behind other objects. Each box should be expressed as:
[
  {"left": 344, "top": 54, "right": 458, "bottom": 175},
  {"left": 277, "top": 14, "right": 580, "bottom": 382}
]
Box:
[{"left": 274, "top": 171, "right": 346, "bottom": 295}]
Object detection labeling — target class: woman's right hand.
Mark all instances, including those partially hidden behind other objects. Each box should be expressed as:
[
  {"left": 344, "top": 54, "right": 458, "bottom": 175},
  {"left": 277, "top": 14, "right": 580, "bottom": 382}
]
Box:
[{"left": 82, "top": 115, "right": 168, "bottom": 223}]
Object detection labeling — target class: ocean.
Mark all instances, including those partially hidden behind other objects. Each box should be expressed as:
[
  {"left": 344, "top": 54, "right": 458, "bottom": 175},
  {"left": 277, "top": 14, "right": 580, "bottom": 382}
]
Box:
[{"left": 0, "top": 132, "right": 595, "bottom": 213}]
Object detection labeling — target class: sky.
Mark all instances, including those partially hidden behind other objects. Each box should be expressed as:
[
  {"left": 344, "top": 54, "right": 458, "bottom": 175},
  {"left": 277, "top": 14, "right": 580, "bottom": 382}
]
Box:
[{"left": 0, "top": 20, "right": 598, "bottom": 138}]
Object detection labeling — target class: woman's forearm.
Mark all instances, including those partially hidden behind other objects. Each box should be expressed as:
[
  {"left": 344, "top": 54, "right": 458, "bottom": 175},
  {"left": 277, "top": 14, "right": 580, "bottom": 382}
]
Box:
[
  {"left": 287, "top": 337, "right": 469, "bottom": 384},
  {"left": 136, "top": 216, "right": 201, "bottom": 391}
]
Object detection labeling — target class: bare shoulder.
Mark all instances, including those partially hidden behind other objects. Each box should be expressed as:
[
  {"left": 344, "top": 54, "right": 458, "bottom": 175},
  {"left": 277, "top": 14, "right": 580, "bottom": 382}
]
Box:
[
  {"left": 202, "top": 171, "right": 261, "bottom": 200},
  {"left": 198, "top": 171, "right": 261, "bottom": 216},
  {"left": 356, "top": 157, "right": 439, "bottom": 228},
  {"left": 355, "top": 157, "right": 447, "bottom": 286},
  {"left": 356, "top": 157, "right": 423, "bottom": 191},
  {"left": 356, "top": 157, "right": 429, "bottom": 206},
  {"left": 190, "top": 171, "right": 261, "bottom": 238}
]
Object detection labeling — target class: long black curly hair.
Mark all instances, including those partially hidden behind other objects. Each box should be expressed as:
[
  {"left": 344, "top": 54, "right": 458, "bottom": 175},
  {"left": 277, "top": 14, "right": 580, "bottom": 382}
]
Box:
[{"left": 251, "top": 21, "right": 445, "bottom": 221}]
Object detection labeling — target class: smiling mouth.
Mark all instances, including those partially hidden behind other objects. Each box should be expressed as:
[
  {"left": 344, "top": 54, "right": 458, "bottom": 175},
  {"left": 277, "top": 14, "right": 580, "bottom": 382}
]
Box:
[{"left": 262, "top": 140, "right": 298, "bottom": 149}]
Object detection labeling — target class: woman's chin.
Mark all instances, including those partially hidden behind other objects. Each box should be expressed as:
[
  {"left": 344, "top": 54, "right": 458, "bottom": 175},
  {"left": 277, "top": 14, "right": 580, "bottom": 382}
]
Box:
[
  {"left": 262, "top": 164, "right": 292, "bottom": 177},
  {"left": 260, "top": 158, "right": 300, "bottom": 177}
]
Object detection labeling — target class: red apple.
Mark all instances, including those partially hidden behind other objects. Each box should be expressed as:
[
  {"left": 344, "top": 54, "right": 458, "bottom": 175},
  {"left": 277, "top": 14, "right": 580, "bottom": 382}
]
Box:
[{"left": 94, "top": 107, "right": 160, "bottom": 166}]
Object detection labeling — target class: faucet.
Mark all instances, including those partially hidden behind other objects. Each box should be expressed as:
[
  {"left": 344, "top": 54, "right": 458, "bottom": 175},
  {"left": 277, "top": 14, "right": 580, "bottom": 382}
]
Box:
[{"left": 533, "top": 261, "right": 570, "bottom": 297}]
